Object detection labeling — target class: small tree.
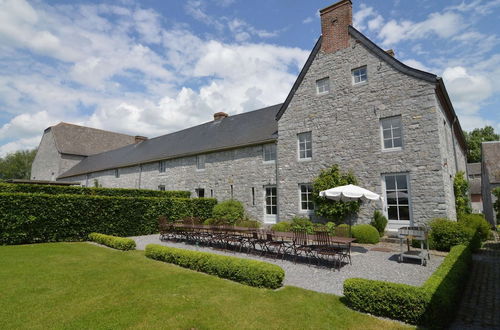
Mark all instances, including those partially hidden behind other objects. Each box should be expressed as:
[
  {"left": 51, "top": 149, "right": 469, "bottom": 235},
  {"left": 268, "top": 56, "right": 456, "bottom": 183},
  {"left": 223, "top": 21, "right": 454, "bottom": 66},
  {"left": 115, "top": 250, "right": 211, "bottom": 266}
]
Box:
[
  {"left": 493, "top": 187, "right": 500, "bottom": 225},
  {"left": 453, "top": 171, "right": 471, "bottom": 216},
  {"left": 312, "top": 165, "right": 359, "bottom": 223}
]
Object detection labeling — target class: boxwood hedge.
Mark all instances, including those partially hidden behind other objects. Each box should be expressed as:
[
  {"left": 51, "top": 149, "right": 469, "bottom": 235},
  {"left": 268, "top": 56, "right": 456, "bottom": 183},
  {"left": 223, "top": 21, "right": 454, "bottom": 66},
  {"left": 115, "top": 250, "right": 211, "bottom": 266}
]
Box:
[
  {"left": 88, "top": 233, "right": 136, "bottom": 250},
  {"left": 145, "top": 244, "right": 284, "bottom": 289},
  {"left": 344, "top": 239, "right": 474, "bottom": 327},
  {"left": 0, "top": 192, "right": 216, "bottom": 245},
  {"left": 0, "top": 182, "right": 190, "bottom": 198}
]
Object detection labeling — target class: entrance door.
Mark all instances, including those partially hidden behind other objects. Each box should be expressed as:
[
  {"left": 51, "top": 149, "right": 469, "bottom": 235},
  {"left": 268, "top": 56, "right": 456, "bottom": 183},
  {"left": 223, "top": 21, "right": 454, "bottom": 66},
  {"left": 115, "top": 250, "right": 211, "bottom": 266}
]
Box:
[
  {"left": 264, "top": 185, "right": 277, "bottom": 224},
  {"left": 383, "top": 173, "right": 411, "bottom": 232}
]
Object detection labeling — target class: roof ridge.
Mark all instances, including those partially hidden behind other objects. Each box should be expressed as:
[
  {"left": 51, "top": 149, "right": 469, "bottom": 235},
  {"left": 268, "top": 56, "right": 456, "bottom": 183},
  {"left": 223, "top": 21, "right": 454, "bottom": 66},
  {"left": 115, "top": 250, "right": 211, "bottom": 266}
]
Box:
[{"left": 53, "top": 122, "right": 136, "bottom": 138}]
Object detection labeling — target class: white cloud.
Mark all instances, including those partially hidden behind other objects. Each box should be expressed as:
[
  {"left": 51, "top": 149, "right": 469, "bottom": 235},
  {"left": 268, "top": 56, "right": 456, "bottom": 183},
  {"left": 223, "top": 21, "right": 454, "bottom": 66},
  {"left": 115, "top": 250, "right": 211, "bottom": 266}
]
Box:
[
  {"left": 302, "top": 17, "right": 313, "bottom": 24},
  {"left": 403, "top": 59, "right": 429, "bottom": 72}
]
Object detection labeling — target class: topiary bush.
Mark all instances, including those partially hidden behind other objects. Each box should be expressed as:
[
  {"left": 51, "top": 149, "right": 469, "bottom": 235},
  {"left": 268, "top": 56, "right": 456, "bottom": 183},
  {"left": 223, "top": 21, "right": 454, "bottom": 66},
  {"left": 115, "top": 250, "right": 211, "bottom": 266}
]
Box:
[
  {"left": 351, "top": 224, "right": 379, "bottom": 244},
  {"left": 290, "top": 216, "right": 315, "bottom": 234},
  {"left": 429, "top": 218, "right": 473, "bottom": 251},
  {"left": 370, "top": 210, "right": 388, "bottom": 237},
  {"left": 458, "top": 213, "right": 491, "bottom": 241},
  {"left": 235, "top": 219, "right": 261, "bottom": 228},
  {"left": 88, "top": 233, "right": 136, "bottom": 250},
  {"left": 335, "top": 224, "right": 351, "bottom": 237},
  {"left": 212, "top": 200, "right": 245, "bottom": 225},
  {"left": 324, "top": 222, "right": 336, "bottom": 235},
  {"left": 145, "top": 244, "right": 284, "bottom": 289},
  {"left": 271, "top": 221, "right": 291, "bottom": 232}
]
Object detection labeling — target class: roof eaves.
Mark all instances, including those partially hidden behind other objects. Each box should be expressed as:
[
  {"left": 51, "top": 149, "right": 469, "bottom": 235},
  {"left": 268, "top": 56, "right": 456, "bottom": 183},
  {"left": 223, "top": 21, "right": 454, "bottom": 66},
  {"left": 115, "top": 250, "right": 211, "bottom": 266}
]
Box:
[
  {"left": 276, "top": 36, "right": 322, "bottom": 121},
  {"left": 57, "top": 137, "right": 278, "bottom": 179}
]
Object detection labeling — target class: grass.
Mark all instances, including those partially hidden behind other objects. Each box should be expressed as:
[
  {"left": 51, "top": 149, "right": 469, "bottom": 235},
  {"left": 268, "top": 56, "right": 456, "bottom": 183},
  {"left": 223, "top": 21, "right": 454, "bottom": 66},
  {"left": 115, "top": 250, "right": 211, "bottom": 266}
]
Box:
[{"left": 0, "top": 243, "right": 411, "bottom": 329}]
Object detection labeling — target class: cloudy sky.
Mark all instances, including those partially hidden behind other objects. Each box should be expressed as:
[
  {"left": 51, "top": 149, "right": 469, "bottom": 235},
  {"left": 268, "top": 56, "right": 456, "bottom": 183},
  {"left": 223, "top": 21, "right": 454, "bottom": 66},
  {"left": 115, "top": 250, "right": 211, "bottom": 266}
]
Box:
[{"left": 0, "top": 0, "right": 499, "bottom": 156}]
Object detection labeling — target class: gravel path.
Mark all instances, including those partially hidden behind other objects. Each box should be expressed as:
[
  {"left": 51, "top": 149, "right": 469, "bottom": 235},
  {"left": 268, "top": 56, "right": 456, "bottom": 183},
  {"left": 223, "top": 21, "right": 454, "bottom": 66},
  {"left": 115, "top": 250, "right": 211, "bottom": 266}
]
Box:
[{"left": 131, "top": 234, "right": 443, "bottom": 296}]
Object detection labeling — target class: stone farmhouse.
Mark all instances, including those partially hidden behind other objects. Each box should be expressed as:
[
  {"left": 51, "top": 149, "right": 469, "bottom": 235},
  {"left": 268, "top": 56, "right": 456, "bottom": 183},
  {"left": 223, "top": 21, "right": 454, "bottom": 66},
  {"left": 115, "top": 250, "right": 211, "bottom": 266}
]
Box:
[{"left": 31, "top": 0, "right": 467, "bottom": 233}]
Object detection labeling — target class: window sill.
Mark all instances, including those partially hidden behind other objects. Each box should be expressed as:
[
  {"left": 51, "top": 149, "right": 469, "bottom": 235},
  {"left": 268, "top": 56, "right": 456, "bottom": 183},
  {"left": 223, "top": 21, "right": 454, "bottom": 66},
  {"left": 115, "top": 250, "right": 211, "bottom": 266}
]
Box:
[
  {"left": 196, "top": 169, "right": 206, "bottom": 172},
  {"left": 299, "top": 210, "right": 314, "bottom": 215},
  {"left": 298, "top": 158, "right": 312, "bottom": 162},
  {"left": 263, "top": 160, "right": 276, "bottom": 164},
  {"left": 381, "top": 147, "right": 403, "bottom": 153},
  {"left": 316, "top": 92, "right": 329, "bottom": 96},
  {"left": 352, "top": 81, "right": 367, "bottom": 87}
]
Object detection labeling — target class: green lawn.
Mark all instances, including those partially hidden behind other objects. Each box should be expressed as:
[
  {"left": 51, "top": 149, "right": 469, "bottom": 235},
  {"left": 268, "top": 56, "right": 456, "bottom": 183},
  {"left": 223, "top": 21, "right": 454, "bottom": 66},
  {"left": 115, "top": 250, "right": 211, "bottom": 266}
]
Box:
[{"left": 0, "top": 243, "right": 410, "bottom": 329}]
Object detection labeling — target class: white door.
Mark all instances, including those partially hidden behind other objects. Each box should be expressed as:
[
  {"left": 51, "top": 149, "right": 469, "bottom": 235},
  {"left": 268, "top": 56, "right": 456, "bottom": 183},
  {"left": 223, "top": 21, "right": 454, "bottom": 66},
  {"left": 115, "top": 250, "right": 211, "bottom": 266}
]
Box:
[
  {"left": 382, "top": 173, "right": 411, "bottom": 232},
  {"left": 264, "top": 186, "right": 277, "bottom": 224}
]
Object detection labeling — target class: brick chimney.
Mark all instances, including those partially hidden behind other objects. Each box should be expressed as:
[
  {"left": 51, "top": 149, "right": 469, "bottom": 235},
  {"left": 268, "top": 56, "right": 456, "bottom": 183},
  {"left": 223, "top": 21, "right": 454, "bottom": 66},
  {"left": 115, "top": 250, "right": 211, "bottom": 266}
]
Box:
[
  {"left": 134, "top": 136, "right": 148, "bottom": 143},
  {"left": 319, "top": 0, "right": 352, "bottom": 54},
  {"left": 213, "top": 112, "right": 228, "bottom": 121}
]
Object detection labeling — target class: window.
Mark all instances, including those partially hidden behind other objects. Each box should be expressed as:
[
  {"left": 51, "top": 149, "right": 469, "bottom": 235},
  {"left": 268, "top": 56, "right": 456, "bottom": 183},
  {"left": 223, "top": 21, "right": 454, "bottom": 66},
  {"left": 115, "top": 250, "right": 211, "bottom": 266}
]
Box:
[
  {"left": 298, "top": 132, "right": 312, "bottom": 160},
  {"left": 265, "top": 186, "right": 277, "bottom": 215},
  {"left": 114, "top": 169, "right": 120, "bottom": 178},
  {"left": 352, "top": 66, "right": 367, "bottom": 84},
  {"left": 299, "top": 184, "right": 314, "bottom": 211},
  {"left": 196, "top": 155, "right": 205, "bottom": 170},
  {"left": 210, "top": 189, "right": 214, "bottom": 198},
  {"left": 384, "top": 174, "right": 410, "bottom": 222},
  {"left": 158, "top": 185, "right": 165, "bottom": 191},
  {"left": 159, "top": 160, "right": 166, "bottom": 173},
  {"left": 252, "top": 187, "right": 255, "bottom": 206},
  {"left": 195, "top": 188, "right": 205, "bottom": 198},
  {"left": 380, "top": 116, "right": 403, "bottom": 150},
  {"left": 230, "top": 185, "right": 234, "bottom": 199},
  {"left": 316, "top": 77, "right": 330, "bottom": 94},
  {"left": 263, "top": 144, "right": 276, "bottom": 162}
]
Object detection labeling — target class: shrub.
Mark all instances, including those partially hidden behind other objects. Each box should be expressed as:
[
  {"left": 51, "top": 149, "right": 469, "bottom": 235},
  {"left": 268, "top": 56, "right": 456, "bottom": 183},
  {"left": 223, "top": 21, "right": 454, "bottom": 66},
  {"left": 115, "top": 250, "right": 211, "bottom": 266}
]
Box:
[
  {"left": 325, "top": 222, "right": 336, "bottom": 235},
  {"left": 458, "top": 213, "right": 491, "bottom": 241},
  {"left": 271, "top": 221, "right": 291, "bottom": 232},
  {"left": 88, "top": 233, "right": 136, "bottom": 250},
  {"left": 493, "top": 187, "right": 500, "bottom": 224},
  {"left": 145, "top": 244, "right": 284, "bottom": 289},
  {"left": 290, "top": 216, "right": 315, "bottom": 234},
  {"left": 370, "top": 210, "right": 387, "bottom": 237},
  {"left": 335, "top": 224, "right": 351, "bottom": 237},
  {"left": 0, "top": 182, "right": 190, "bottom": 198},
  {"left": 212, "top": 200, "right": 245, "bottom": 225},
  {"left": 235, "top": 219, "right": 261, "bottom": 228},
  {"left": 453, "top": 171, "right": 471, "bottom": 216},
  {"left": 0, "top": 193, "right": 217, "bottom": 245},
  {"left": 312, "top": 165, "right": 360, "bottom": 222},
  {"left": 344, "top": 244, "right": 472, "bottom": 327},
  {"left": 351, "top": 224, "right": 379, "bottom": 244},
  {"left": 429, "top": 218, "right": 473, "bottom": 251}
]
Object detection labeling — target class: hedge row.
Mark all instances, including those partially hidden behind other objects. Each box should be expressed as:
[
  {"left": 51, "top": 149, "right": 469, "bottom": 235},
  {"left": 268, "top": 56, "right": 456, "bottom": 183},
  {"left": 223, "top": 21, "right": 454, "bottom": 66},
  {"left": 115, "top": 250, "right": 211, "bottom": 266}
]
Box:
[
  {"left": 0, "top": 183, "right": 190, "bottom": 198},
  {"left": 145, "top": 244, "right": 284, "bottom": 289},
  {"left": 344, "top": 239, "right": 473, "bottom": 327},
  {"left": 0, "top": 193, "right": 217, "bottom": 245},
  {"left": 88, "top": 233, "right": 136, "bottom": 250}
]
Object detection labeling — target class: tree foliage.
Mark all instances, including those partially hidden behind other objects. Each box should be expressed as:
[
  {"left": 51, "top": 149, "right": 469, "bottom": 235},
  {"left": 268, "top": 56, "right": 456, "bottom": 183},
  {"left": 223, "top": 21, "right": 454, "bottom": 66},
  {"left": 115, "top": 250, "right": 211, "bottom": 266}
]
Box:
[
  {"left": 453, "top": 171, "right": 471, "bottom": 216},
  {"left": 312, "top": 164, "right": 360, "bottom": 222},
  {"left": 463, "top": 126, "right": 499, "bottom": 163},
  {"left": 0, "top": 149, "right": 37, "bottom": 180}
]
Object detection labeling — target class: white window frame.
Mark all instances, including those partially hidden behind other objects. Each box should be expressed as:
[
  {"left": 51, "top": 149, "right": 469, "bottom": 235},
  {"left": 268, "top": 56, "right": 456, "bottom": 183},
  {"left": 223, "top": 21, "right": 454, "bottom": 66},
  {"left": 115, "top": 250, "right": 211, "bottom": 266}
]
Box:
[
  {"left": 114, "top": 169, "right": 120, "bottom": 178},
  {"left": 299, "top": 183, "right": 314, "bottom": 213},
  {"left": 380, "top": 116, "right": 403, "bottom": 151},
  {"left": 159, "top": 160, "right": 167, "bottom": 173},
  {"left": 381, "top": 173, "right": 412, "bottom": 227},
  {"left": 316, "top": 77, "right": 330, "bottom": 95},
  {"left": 196, "top": 155, "right": 205, "bottom": 171},
  {"left": 352, "top": 66, "right": 368, "bottom": 85},
  {"left": 195, "top": 188, "right": 205, "bottom": 198},
  {"left": 262, "top": 143, "right": 276, "bottom": 163},
  {"left": 297, "top": 131, "right": 312, "bottom": 160},
  {"left": 263, "top": 185, "right": 277, "bottom": 224}
]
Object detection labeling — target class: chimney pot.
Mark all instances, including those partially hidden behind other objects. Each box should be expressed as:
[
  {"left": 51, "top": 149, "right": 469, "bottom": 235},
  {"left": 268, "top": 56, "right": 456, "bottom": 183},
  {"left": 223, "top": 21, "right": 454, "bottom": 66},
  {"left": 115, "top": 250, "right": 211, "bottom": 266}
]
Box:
[
  {"left": 319, "top": 0, "right": 352, "bottom": 54},
  {"left": 213, "top": 112, "right": 229, "bottom": 121},
  {"left": 135, "top": 136, "right": 148, "bottom": 143},
  {"left": 386, "top": 49, "right": 395, "bottom": 57}
]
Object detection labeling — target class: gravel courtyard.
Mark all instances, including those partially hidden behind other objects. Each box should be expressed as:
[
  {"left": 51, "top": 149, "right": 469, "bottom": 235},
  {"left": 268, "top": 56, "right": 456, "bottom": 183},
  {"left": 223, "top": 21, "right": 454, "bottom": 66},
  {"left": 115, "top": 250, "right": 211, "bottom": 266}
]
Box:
[{"left": 131, "top": 234, "right": 444, "bottom": 296}]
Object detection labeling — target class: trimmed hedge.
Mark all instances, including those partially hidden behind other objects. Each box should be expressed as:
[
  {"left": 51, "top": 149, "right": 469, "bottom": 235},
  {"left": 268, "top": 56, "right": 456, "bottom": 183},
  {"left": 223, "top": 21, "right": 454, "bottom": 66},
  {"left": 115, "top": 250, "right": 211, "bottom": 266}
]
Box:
[
  {"left": 344, "top": 243, "right": 473, "bottom": 327},
  {"left": 88, "top": 233, "right": 136, "bottom": 250},
  {"left": 0, "top": 192, "right": 217, "bottom": 245},
  {"left": 145, "top": 244, "right": 284, "bottom": 289},
  {"left": 0, "top": 182, "right": 190, "bottom": 198},
  {"left": 351, "top": 224, "right": 379, "bottom": 244}
]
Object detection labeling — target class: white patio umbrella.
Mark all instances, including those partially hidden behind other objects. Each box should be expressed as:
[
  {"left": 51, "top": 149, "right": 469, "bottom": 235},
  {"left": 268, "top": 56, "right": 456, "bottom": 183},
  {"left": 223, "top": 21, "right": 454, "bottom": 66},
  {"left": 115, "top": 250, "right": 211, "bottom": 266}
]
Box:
[{"left": 319, "top": 184, "right": 385, "bottom": 233}]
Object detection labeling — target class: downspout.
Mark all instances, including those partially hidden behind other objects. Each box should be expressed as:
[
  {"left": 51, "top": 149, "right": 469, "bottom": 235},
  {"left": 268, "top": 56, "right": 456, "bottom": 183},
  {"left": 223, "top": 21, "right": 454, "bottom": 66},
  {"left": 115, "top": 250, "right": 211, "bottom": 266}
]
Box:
[
  {"left": 138, "top": 164, "right": 142, "bottom": 189},
  {"left": 275, "top": 140, "right": 279, "bottom": 223},
  {"left": 450, "top": 117, "right": 459, "bottom": 174}
]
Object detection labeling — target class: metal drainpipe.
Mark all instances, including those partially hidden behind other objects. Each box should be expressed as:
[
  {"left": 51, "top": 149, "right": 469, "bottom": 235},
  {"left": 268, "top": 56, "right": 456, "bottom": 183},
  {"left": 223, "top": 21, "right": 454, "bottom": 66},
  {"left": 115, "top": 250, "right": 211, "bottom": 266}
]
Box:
[
  {"left": 275, "top": 140, "right": 279, "bottom": 223},
  {"left": 138, "top": 164, "right": 142, "bottom": 189},
  {"left": 451, "top": 117, "right": 459, "bottom": 174}
]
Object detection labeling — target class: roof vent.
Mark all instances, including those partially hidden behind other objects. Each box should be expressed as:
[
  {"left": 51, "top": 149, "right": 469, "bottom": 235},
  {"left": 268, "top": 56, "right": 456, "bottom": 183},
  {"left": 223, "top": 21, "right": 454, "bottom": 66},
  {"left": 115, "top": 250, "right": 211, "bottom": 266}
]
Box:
[
  {"left": 134, "top": 136, "right": 148, "bottom": 143},
  {"left": 386, "top": 49, "right": 395, "bottom": 57},
  {"left": 213, "top": 112, "right": 229, "bottom": 121}
]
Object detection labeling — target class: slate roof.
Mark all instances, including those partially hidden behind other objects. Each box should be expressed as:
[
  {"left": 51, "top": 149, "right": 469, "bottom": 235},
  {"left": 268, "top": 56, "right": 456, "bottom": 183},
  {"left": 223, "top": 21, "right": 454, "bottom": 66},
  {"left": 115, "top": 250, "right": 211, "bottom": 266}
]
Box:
[
  {"left": 50, "top": 122, "right": 137, "bottom": 156},
  {"left": 59, "top": 104, "right": 281, "bottom": 179},
  {"left": 482, "top": 141, "right": 500, "bottom": 184}
]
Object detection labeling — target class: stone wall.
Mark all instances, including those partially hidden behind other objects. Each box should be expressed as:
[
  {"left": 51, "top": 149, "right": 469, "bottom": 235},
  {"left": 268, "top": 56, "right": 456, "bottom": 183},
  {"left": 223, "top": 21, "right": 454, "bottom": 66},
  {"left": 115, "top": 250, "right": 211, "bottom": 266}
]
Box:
[
  {"left": 62, "top": 143, "right": 277, "bottom": 221},
  {"left": 277, "top": 35, "right": 450, "bottom": 228},
  {"left": 31, "top": 129, "right": 61, "bottom": 181}
]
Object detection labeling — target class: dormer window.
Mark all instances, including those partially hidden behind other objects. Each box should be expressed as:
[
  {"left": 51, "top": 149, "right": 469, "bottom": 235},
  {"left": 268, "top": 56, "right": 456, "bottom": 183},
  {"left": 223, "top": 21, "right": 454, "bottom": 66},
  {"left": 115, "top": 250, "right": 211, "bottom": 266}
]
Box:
[
  {"left": 352, "top": 66, "right": 367, "bottom": 84},
  {"left": 316, "top": 77, "right": 330, "bottom": 94}
]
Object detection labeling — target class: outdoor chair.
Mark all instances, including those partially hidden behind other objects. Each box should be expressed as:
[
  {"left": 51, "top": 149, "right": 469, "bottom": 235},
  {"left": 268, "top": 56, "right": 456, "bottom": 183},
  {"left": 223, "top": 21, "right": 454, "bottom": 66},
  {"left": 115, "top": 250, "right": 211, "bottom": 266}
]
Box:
[
  {"left": 264, "top": 231, "right": 287, "bottom": 260},
  {"left": 158, "top": 216, "right": 172, "bottom": 241},
  {"left": 292, "top": 229, "right": 315, "bottom": 265},
  {"left": 314, "top": 230, "right": 340, "bottom": 269}
]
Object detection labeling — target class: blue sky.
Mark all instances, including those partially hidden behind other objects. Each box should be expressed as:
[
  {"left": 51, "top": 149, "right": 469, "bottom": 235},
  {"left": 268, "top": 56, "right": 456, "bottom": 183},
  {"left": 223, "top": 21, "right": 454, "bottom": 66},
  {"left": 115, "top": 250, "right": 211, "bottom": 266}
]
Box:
[{"left": 0, "top": 0, "right": 499, "bottom": 156}]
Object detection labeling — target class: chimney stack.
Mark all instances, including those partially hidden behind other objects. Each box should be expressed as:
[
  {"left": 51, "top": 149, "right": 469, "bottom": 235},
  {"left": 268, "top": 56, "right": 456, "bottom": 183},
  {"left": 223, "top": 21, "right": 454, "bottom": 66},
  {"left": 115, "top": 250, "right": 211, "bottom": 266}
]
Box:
[
  {"left": 386, "top": 49, "right": 395, "bottom": 57},
  {"left": 213, "top": 112, "right": 229, "bottom": 121},
  {"left": 134, "top": 136, "right": 148, "bottom": 143},
  {"left": 319, "top": 0, "right": 352, "bottom": 54}
]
